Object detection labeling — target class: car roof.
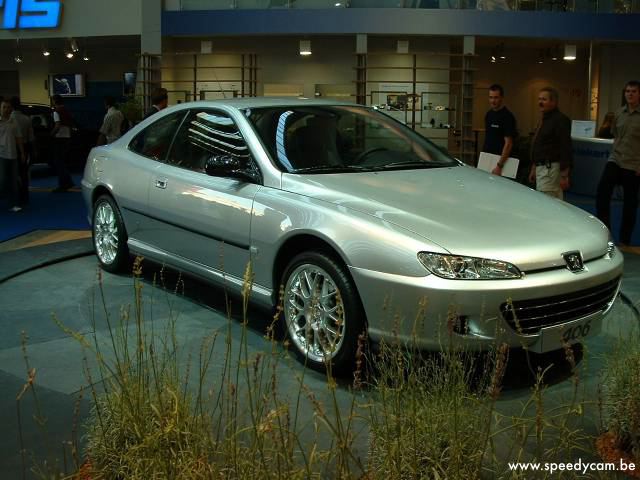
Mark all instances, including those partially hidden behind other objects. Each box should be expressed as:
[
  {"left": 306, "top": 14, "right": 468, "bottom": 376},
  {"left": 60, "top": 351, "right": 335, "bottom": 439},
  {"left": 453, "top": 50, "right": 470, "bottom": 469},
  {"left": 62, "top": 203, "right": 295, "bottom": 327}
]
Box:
[{"left": 176, "top": 97, "right": 360, "bottom": 110}]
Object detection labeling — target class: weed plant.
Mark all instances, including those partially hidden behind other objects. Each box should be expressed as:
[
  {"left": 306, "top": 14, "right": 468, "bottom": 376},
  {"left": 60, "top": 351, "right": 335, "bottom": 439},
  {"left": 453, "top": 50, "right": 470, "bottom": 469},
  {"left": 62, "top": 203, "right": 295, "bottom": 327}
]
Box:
[{"left": 601, "top": 331, "right": 640, "bottom": 462}]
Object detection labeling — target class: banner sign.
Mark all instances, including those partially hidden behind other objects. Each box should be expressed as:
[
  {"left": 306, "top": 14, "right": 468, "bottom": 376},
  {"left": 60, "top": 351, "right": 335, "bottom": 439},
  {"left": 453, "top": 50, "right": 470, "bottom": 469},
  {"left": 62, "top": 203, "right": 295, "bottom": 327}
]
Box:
[{"left": 1, "top": 0, "right": 61, "bottom": 29}]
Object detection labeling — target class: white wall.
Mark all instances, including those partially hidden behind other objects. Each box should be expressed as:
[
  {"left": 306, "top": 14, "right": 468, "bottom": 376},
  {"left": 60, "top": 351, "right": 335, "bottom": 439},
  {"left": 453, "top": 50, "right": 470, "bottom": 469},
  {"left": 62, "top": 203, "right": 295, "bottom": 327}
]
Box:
[{"left": 0, "top": 0, "right": 142, "bottom": 40}]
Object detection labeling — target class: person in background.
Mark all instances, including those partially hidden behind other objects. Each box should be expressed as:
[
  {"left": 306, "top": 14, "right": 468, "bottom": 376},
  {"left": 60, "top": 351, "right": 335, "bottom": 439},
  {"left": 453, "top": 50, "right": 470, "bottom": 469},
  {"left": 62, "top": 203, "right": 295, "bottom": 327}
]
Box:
[
  {"left": 482, "top": 84, "right": 517, "bottom": 176},
  {"left": 51, "top": 95, "right": 75, "bottom": 192},
  {"left": 0, "top": 99, "right": 25, "bottom": 212},
  {"left": 97, "top": 96, "right": 125, "bottom": 145},
  {"left": 528, "top": 87, "right": 572, "bottom": 200},
  {"left": 9, "top": 97, "right": 35, "bottom": 205},
  {"left": 143, "top": 88, "right": 168, "bottom": 120},
  {"left": 597, "top": 112, "right": 615, "bottom": 139},
  {"left": 596, "top": 80, "right": 640, "bottom": 246}
]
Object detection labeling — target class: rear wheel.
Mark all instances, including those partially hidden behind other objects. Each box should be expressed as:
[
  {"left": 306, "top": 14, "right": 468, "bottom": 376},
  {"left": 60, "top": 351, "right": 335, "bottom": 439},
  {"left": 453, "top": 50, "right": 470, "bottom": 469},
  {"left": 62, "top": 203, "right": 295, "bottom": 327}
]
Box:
[
  {"left": 281, "top": 251, "right": 365, "bottom": 374},
  {"left": 92, "top": 195, "right": 129, "bottom": 273}
]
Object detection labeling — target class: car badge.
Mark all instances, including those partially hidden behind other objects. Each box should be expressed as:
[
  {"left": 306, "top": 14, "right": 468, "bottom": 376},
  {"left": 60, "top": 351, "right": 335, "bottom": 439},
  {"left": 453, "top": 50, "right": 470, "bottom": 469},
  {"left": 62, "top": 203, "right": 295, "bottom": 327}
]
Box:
[{"left": 562, "top": 251, "right": 584, "bottom": 273}]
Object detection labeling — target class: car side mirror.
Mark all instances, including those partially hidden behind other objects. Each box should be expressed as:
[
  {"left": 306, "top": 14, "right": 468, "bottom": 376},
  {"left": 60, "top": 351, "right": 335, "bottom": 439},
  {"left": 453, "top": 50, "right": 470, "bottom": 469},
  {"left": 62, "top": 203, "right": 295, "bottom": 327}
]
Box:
[{"left": 204, "top": 154, "right": 259, "bottom": 183}]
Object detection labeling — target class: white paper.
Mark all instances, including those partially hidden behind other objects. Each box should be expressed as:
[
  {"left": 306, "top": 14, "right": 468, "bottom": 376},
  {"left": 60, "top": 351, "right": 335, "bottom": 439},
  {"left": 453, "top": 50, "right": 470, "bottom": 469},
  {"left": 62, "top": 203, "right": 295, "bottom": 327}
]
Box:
[
  {"left": 571, "top": 120, "right": 596, "bottom": 138},
  {"left": 477, "top": 152, "right": 519, "bottom": 179}
]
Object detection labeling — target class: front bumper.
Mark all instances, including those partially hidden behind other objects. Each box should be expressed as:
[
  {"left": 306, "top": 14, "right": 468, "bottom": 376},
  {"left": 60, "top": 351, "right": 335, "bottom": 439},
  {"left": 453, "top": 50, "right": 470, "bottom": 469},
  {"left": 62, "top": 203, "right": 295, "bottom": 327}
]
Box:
[{"left": 349, "top": 251, "right": 623, "bottom": 353}]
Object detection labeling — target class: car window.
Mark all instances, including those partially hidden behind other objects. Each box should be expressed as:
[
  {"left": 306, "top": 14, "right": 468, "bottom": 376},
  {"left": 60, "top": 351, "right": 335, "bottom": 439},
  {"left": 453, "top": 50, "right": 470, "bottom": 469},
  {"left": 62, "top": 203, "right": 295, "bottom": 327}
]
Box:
[
  {"left": 246, "top": 105, "right": 458, "bottom": 173},
  {"left": 129, "top": 111, "right": 186, "bottom": 161},
  {"left": 166, "top": 109, "right": 251, "bottom": 173},
  {"left": 30, "top": 113, "right": 53, "bottom": 131}
]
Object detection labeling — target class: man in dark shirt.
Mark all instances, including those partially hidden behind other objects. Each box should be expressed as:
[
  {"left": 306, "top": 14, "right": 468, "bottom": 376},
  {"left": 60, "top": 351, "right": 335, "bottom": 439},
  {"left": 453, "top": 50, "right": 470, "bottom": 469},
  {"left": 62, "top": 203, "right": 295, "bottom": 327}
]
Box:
[
  {"left": 144, "top": 88, "right": 168, "bottom": 120},
  {"left": 483, "top": 84, "right": 517, "bottom": 176},
  {"left": 596, "top": 80, "right": 640, "bottom": 246},
  {"left": 528, "top": 87, "right": 572, "bottom": 200}
]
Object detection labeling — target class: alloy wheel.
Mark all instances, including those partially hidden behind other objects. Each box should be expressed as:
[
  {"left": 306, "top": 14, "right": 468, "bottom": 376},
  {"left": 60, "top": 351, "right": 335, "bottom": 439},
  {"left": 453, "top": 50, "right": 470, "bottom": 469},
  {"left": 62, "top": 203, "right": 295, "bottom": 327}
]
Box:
[
  {"left": 93, "top": 201, "right": 119, "bottom": 265},
  {"left": 284, "top": 264, "right": 345, "bottom": 363}
]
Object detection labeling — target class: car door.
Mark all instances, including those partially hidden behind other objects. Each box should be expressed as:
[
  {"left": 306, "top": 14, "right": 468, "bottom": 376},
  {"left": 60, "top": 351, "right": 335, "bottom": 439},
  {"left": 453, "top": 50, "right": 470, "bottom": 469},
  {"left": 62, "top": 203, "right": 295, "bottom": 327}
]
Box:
[
  {"left": 146, "top": 108, "right": 262, "bottom": 281},
  {"left": 122, "top": 110, "right": 187, "bottom": 246}
]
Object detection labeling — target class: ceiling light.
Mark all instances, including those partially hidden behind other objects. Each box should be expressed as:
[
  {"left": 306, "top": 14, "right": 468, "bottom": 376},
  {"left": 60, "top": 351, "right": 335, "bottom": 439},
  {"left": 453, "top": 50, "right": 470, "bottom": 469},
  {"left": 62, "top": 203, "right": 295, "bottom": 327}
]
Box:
[
  {"left": 42, "top": 49, "right": 50, "bottom": 57},
  {"left": 564, "top": 44, "right": 577, "bottom": 61},
  {"left": 66, "top": 51, "right": 74, "bottom": 59},
  {"left": 14, "top": 54, "right": 23, "bottom": 63},
  {"left": 299, "top": 40, "right": 311, "bottom": 56},
  {"left": 490, "top": 55, "right": 496, "bottom": 63},
  {"left": 83, "top": 53, "right": 90, "bottom": 61}
]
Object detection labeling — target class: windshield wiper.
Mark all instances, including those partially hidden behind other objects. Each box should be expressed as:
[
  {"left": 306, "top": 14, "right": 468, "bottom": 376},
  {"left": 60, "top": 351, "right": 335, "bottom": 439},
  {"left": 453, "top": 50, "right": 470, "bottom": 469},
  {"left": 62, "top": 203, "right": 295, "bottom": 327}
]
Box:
[
  {"left": 369, "top": 161, "right": 449, "bottom": 171},
  {"left": 292, "top": 165, "right": 369, "bottom": 173}
]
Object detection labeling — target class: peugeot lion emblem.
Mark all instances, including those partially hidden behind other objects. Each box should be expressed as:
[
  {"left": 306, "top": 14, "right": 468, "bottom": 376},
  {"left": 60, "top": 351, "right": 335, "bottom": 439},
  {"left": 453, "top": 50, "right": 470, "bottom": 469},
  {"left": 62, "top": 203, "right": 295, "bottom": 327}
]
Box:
[{"left": 562, "top": 251, "right": 585, "bottom": 273}]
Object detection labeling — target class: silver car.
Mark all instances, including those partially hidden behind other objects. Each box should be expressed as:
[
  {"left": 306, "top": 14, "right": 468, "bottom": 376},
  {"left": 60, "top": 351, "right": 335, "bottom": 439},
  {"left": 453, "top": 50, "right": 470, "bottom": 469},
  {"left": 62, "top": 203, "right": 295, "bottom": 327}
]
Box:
[{"left": 82, "top": 98, "right": 623, "bottom": 372}]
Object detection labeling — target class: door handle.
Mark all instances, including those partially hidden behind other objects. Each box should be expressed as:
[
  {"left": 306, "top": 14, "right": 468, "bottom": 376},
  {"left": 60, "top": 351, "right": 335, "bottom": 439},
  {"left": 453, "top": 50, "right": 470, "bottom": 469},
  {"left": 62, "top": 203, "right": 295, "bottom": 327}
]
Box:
[{"left": 155, "top": 179, "right": 167, "bottom": 189}]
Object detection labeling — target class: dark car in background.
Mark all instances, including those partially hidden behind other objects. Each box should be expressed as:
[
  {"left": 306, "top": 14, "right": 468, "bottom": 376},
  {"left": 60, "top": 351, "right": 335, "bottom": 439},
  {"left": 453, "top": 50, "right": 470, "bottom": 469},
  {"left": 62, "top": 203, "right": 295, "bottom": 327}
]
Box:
[{"left": 22, "top": 103, "right": 98, "bottom": 173}]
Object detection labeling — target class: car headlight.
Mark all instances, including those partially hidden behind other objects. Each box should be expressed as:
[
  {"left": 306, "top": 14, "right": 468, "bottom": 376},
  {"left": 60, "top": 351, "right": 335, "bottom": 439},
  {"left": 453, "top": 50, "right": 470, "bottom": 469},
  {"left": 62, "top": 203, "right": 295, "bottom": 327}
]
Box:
[{"left": 418, "top": 252, "right": 522, "bottom": 280}]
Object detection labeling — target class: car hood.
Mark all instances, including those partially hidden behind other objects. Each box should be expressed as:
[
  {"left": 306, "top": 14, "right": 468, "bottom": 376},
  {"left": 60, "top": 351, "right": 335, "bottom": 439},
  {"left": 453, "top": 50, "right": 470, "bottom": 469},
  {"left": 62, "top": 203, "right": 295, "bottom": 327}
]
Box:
[{"left": 281, "top": 166, "right": 610, "bottom": 272}]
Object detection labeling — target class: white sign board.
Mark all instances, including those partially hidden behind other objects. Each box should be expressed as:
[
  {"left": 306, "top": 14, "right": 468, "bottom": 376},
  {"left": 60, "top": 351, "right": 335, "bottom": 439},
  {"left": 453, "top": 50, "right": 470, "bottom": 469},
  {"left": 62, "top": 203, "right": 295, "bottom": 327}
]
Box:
[{"left": 477, "top": 152, "right": 519, "bottom": 179}]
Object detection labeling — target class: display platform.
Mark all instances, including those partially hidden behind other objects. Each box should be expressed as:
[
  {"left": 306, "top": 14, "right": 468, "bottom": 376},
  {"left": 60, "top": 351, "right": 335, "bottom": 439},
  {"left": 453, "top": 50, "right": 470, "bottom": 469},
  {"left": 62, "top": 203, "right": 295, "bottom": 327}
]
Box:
[{"left": 0, "top": 239, "right": 638, "bottom": 477}]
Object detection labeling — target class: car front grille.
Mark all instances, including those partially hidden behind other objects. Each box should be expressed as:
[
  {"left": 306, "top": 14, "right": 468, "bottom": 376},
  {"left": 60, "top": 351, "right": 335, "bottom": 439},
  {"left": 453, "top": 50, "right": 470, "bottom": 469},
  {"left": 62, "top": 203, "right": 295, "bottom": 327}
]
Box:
[{"left": 500, "top": 277, "right": 620, "bottom": 334}]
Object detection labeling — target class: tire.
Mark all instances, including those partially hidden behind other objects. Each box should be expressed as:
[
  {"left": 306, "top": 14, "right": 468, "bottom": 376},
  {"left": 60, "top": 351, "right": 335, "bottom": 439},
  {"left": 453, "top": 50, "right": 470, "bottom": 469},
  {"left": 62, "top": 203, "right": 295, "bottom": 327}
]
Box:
[
  {"left": 281, "top": 251, "right": 365, "bottom": 374},
  {"left": 92, "top": 194, "right": 130, "bottom": 273}
]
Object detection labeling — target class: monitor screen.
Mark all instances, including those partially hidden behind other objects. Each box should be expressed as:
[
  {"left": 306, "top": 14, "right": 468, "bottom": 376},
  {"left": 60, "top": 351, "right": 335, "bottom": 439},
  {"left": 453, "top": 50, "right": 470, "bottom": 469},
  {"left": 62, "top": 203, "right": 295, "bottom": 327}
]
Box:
[
  {"left": 49, "top": 73, "right": 85, "bottom": 97},
  {"left": 123, "top": 71, "right": 136, "bottom": 96}
]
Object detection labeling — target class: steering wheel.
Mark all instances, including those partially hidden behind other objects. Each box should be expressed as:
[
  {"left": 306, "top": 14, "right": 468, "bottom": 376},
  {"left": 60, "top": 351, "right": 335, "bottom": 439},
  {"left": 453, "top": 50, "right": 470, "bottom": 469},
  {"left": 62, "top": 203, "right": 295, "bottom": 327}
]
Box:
[{"left": 352, "top": 147, "right": 387, "bottom": 165}]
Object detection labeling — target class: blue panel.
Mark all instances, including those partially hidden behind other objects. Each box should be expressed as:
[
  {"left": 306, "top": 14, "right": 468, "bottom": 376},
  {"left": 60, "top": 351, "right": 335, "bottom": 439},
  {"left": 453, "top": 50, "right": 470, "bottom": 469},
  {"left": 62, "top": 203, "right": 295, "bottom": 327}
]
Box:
[
  {"left": 1, "top": 0, "right": 61, "bottom": 29},
  {"left": 18, "top": 0, "right": 61, "bottom": 29},
  {"left": 162, "top": 9, "right": 640, "bottom": 41},
  {"left": 1, "top": 0, "right": 19, "bottom": 29}
]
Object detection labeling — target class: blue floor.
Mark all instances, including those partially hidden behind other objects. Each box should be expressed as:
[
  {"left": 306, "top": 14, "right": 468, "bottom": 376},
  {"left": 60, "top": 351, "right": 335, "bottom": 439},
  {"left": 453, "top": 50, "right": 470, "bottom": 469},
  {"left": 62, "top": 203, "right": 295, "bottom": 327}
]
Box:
[{"left": 0, "top": 174, "right": 88, "bottom": 243}]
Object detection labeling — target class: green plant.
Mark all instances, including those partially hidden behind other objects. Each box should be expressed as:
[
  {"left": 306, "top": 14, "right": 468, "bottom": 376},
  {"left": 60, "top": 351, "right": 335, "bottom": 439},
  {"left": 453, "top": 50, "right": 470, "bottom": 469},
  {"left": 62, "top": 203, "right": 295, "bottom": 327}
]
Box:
[{"left": 119, "top": 96, "right": 143, "bottom": 125}]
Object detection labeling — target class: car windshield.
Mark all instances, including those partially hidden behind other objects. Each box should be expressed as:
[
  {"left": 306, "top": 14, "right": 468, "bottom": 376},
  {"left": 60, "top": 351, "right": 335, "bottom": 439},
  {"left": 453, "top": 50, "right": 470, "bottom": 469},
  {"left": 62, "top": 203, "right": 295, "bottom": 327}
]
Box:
[{"left": 245, "top": 105, "right": 458, "bottom": 173}]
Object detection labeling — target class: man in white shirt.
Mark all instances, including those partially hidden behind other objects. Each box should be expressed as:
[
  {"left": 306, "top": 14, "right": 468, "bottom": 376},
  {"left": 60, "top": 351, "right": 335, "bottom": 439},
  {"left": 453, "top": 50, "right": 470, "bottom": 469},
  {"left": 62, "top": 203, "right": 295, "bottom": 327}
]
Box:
[
  {"left": 97, "top": 96, "right": 125, "bottom": 145},
  {"left": 0, "top": 99, "right": 26, "bottom": 211},
  {"left": 51, "top": 95, "right": 75, "bottom": 192},
  {"left": 10, "top": 97, "right": 35, "bottom": 205}
]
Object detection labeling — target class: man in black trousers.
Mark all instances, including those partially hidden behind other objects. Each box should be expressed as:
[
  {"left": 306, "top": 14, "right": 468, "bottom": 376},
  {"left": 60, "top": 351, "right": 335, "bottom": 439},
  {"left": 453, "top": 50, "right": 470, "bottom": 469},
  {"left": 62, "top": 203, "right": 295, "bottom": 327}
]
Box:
[{"left": 596, "top": 80, "right": 640, "bottom": 246}]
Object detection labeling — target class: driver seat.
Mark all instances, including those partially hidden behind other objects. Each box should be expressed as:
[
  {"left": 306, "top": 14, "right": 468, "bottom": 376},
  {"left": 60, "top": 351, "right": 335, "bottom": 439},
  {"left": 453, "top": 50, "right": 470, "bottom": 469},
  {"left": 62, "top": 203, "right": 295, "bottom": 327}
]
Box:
[{"left": 290, "top": 117, "right": 340, "bottom": 169}]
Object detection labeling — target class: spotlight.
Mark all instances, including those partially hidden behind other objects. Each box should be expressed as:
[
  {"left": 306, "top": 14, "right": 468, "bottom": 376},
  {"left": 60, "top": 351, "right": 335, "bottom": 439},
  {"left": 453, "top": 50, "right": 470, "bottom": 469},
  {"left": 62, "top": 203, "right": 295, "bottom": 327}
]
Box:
[
  {"left": 299, "top": 40, "right": 311, "bottom": 56},
  {"left": 43, "top": 49, "right": 50, "bottom": 56},
  {"left": 83, "top": 53, "right": 90, "bottom": 61},
  {"left": 14, "top": 39, "right": 22, "bottom": 64},
  {"left": 66, "top": 51, "right": 74, "bottom": 59},
  {"left": 563, "top": 44, "right": 577, "bottom": 61},
  {"left": 490, "top": 55, "right": 496, "bottom": 63}
]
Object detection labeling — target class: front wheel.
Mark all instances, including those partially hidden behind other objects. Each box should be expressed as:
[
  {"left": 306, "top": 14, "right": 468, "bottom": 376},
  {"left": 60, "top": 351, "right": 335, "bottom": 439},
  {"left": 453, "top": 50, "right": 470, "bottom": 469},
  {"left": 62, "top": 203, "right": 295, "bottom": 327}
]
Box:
[
  {"left": 92, "top": 195, "right": 129, "bottom": 273},
  {"left": 281, "top": 252, "right": 365, "bottom": 374}
]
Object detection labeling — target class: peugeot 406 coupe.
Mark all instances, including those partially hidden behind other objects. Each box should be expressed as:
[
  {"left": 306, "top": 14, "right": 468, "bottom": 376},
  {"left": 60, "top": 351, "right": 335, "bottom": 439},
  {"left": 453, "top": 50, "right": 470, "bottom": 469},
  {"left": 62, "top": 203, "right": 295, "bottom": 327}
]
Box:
[{"left": 82, "top": 98, "right": 623, "bottom": 372}]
